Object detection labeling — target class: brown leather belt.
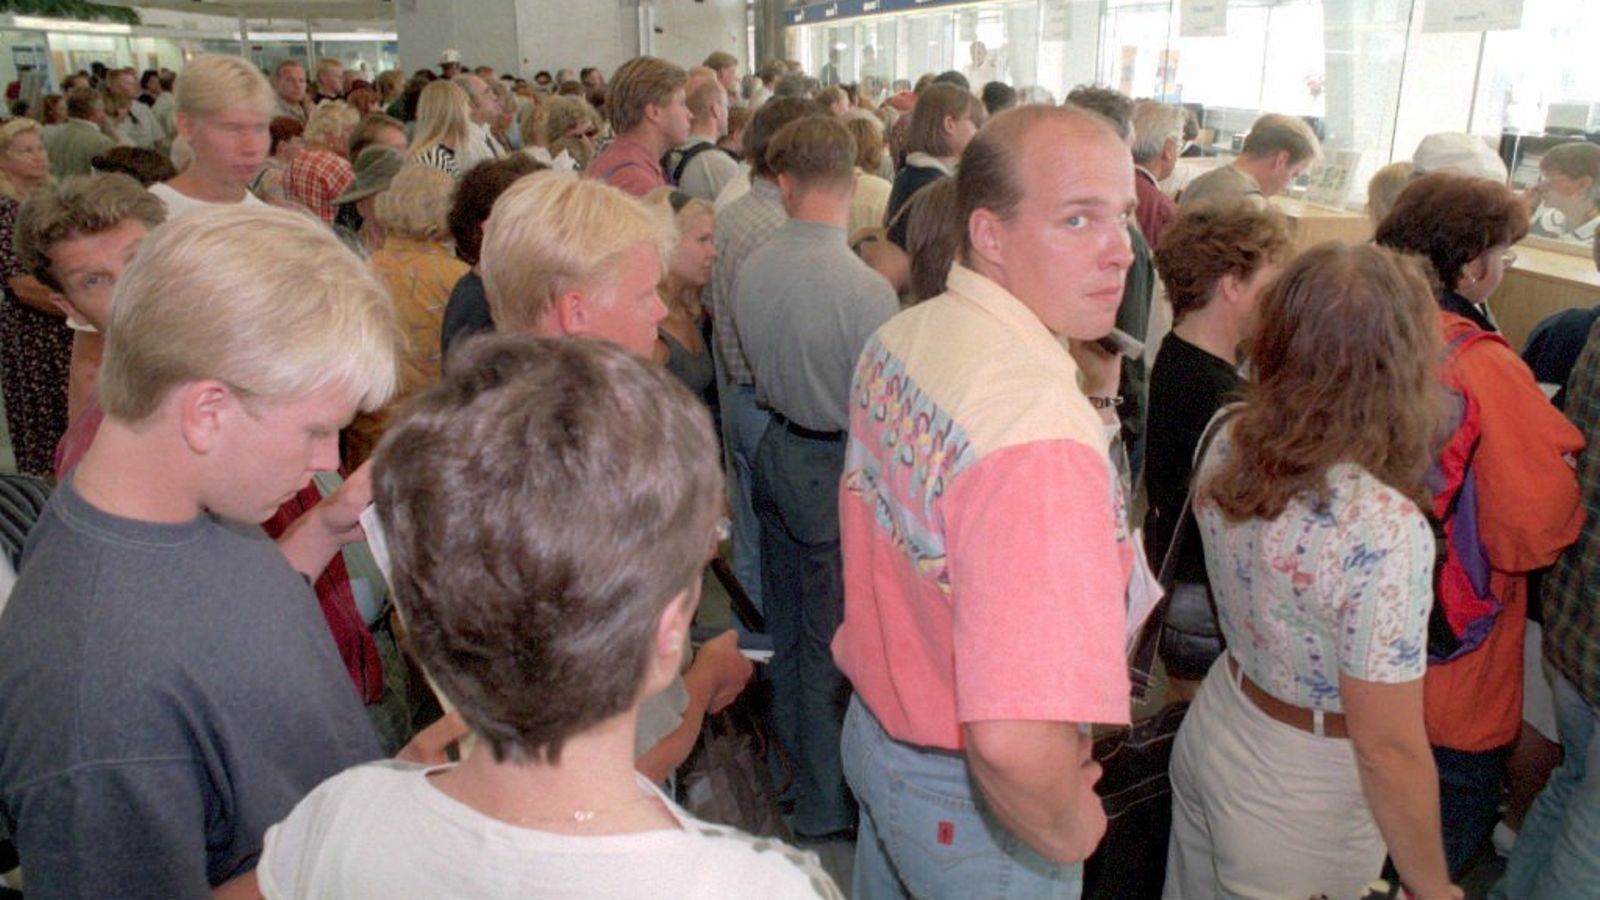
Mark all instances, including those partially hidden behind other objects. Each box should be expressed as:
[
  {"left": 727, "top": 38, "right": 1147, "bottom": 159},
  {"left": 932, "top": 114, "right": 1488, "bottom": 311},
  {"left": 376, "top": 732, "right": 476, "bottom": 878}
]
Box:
[{"left": 1227, "top": 655, "right": 1349, "bottom": 739}]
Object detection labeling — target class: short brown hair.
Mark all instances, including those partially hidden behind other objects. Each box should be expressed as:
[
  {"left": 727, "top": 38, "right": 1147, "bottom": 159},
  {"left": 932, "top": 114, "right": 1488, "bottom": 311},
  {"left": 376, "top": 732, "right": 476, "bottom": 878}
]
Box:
[
  {"left": 65, "top": 86, "right": 102, "bottom": 120},
  {"left": 372, "top": 335, "right": 722, "bottom": 764},
  {"left": 604, "top": 56, "right": 687, "bottom": 135},
  {"left": 17, "top": 173, "right": 167, "bottom": 290},
  {"left": 1540, "top": 141, "right": 1600, "bottom": 185},
  {"left": 765, "top": 115, "right": 855, "bottom": 191},
  {"left": 1202, "top": 243, "right": 1443, "bottom": 520},
  {"left": 1240, "top": 113, "right": 1320, "bottom": 166},
  {"left": 906, "top": 177, "right": 961, "bottom": 301},
  {"left": 744, "top": 96, "right": 824, "bottom": 176},
  {"left": 906, "top": 83, "right": 982, "bottom": 157},
  {"left": 816, "top": 85, "right": 846, "bottom": 110},
  {"left": 449, "top": 154, "right": 545, "bottom": 266},
  {"left": 703, "top": 50, "right": 738, "bottom": 72},
  {"left": 90, "top": 147, "right": 177, "bottom": 187},
  {"left": 842, "top": 114, "right": 884, "bottom": 172},
  {"left": 1374, "top": 171, "right": 1528, "bottom": 292},
  {"left": 1154, "top": 203, "right": 1291, "bottom": 323}
]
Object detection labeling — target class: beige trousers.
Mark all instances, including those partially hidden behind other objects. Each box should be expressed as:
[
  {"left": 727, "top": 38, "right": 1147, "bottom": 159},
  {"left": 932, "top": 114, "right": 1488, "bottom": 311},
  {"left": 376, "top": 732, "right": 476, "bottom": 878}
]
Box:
[{"left": 1163, "top": 655, "right": 1387, "bottom": 900}]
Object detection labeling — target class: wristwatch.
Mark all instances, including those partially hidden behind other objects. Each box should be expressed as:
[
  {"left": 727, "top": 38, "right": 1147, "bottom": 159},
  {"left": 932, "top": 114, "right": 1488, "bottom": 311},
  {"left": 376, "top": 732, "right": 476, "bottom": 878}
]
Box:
[{"left": 1088, "top": 395, "right": 1124, "bottom": 410}]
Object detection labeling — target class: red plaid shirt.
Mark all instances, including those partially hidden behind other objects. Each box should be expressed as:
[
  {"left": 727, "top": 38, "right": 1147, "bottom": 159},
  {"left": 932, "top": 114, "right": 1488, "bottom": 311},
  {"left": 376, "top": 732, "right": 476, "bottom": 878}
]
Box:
[{"left": 285, "top": 149, "right": 354, "bottom": 222}]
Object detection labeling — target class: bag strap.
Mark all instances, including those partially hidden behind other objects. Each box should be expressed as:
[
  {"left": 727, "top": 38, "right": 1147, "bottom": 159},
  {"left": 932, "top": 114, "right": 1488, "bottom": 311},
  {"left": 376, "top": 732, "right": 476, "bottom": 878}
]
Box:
[
  {"left": 668, "top": 141, "right": 732, "bottom": 185},
  {"left": 1155, "top": 405, "right": 1239, "bottom": 587},
  {"left": 1130, "top": 405, "right": 1238, "bottom": 699}
]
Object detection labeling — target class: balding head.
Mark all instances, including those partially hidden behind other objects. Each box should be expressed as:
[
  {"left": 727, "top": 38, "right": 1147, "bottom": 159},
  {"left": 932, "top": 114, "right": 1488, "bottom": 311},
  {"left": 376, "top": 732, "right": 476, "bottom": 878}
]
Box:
[
  {"left": 958, "top": 104, "right": 1123, "bottom": 258},
  {"left": 959, "top": 104, "right": 1135, "bottom": 338}
]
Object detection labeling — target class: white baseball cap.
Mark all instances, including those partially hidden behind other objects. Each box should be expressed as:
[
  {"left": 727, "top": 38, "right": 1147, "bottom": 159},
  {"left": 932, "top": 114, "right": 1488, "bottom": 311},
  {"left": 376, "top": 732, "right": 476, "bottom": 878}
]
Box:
[
  {"left": 439, "top": 48, "right": 462, "bottom": 65},
  {"left": 1412, "top": 133, "right": 1509, "bottom": 183}
]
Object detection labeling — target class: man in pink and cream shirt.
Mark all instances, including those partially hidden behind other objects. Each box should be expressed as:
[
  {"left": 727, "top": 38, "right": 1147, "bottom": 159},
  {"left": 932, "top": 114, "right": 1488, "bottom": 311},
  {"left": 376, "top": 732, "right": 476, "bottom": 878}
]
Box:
[{"left": 834, "top": 104, "right": 1138, "bottom": 899}]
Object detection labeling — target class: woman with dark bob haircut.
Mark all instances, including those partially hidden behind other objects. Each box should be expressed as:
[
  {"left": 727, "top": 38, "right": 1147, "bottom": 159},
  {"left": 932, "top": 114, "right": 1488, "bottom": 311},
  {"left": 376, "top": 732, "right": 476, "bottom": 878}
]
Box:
[
  {"left": 1375, "top": 171, "right": 1584, "bottom": 878},
  {"left": 1166, "top": 243, "right": 1459, "bottom": 900}
]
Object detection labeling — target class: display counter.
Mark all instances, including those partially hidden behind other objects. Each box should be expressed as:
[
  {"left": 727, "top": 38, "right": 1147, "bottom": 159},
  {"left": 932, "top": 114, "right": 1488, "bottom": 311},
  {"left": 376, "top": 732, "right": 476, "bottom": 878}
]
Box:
[{"left": 1268, "top": 196, "right": 1373, "bottom": 253}]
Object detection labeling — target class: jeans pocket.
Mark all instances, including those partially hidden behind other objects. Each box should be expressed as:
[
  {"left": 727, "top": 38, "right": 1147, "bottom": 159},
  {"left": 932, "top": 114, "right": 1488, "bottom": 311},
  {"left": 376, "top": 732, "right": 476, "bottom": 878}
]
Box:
[{"left": 884, "top": 771, "right": 1015, "bottom": 898}]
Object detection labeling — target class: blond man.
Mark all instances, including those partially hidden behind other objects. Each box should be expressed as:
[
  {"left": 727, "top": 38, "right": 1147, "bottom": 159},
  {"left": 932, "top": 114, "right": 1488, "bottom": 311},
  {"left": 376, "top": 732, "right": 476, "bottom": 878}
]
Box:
[
  {"left": 0, "top": 205, "right": 462, "bottom": 895},
  {"left": 478, "top": 170, "right": 753, "bottom": 782},
  {"left": 152, "top": 54, "right": 275, "bottom": 216},
  {"left": 585, "top": 56, "right": 692, "bottom": 196}
]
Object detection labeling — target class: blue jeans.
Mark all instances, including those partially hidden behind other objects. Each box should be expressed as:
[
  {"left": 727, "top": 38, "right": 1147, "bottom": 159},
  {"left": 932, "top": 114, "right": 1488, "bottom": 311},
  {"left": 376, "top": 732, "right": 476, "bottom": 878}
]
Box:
[
  {"left": 842, "top": 697, "right": 1084, "bottom": 900},
  {"left": 751, "top": 421, "right": 854, "bottom": 838},
  {"left": 717, "top": 381, "right": 768, "bottom": 623},
  {"left": 1496, "top": 670, "right": 1600, "bottom": 899}
]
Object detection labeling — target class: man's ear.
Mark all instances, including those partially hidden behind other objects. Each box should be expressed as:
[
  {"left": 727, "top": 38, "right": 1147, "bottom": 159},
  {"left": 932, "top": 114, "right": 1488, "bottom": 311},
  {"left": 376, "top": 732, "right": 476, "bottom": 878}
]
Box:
[
  {"left": 176, "top": 380, "right": 234, "bottom": 455},
  {"left": 46, "top": 291, "right": 76, "bottom": 322},
  {"left": 552, "top": 288, "right": 590, "bottom": 337},
  {"left": 968, "top": 207, "right": 1005, "bottom": 271}
]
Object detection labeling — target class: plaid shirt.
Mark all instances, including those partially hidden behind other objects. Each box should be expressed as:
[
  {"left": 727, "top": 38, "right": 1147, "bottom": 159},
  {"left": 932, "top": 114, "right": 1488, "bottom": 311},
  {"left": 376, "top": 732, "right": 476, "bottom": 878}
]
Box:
[
  {"left": 1547, "top": 318, "right": 1600, "bottom": 709},
  {"left": 285, "top": 149, "right": 354, "bottom": 223},
  {"left": 709, "top": 177, "right": 785, "bottom": 386}
]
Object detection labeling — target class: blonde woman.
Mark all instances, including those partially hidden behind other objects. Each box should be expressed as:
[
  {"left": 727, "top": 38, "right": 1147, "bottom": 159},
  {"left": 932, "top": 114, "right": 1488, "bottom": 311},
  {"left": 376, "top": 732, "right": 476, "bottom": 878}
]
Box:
[
  {"left": 349, "top": 164, "right": 469, "bottom": 466},
  {"left": 285, "top": 100, "right": 358, "bottom": 221},
  {"left": 408, "top": 80, "right": 474, "bottom": 177},
  {"left": 645, "top": 187, "right": 715, "bottom": 400},
  {"left": 0, "top": 118, "right": 66, "bottom": 476}
]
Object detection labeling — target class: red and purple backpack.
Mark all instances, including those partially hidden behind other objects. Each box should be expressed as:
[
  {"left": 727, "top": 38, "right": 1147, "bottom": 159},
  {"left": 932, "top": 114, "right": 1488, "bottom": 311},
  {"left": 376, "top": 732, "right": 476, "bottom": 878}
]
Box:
[{"left": 1425, "top": 326, "right": 1509, "bottom": 664}]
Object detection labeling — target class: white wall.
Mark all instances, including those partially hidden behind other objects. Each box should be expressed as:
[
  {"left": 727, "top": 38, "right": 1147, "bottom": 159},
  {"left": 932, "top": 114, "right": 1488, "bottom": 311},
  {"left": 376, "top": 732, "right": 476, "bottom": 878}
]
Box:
[
  {"left": 511, "top": 0, "right": 639, "bottom": 78},
  {"left": 395, "top": 0, "right": 519, "bottom": 76},
  {"left": 649, "top": 0, "right": 746, "bottom": 71}
]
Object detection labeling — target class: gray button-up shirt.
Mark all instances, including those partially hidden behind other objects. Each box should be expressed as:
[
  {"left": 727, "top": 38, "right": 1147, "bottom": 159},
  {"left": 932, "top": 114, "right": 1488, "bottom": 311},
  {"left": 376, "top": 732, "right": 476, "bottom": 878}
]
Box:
[{"left": 733, "top": 217, "right": 898, "bottom": 432}]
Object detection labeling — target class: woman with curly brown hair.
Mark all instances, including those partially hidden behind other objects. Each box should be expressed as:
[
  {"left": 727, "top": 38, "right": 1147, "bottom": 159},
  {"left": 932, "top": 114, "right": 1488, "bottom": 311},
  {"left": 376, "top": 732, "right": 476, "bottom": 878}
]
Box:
[
  {"left": 1144, "top": 202, "right": 1291, "bottom": 700},
  {"left": 1165, "top": 243, "right": 1461, "bottom": 900},
  {"left": 1375, "top": 171, "right": 1584, "bottom": 878}
]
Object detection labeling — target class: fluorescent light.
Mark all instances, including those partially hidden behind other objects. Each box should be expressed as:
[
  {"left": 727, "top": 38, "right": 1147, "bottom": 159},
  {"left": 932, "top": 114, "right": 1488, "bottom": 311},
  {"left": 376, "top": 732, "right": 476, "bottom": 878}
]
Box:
[
  {"left": 247, "top": 32, "right": 397, "bottom": 42},
  {"left": 11, "top": 15, "right": 131, "bottom": 35}
]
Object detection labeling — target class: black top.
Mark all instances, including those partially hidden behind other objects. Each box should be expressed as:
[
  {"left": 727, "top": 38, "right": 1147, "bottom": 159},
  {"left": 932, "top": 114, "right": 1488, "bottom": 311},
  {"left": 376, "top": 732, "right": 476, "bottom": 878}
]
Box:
[
  {"left": 885, "top": 163, "right": 947, "bottom": 250},
  {"left": 1439, "top": 289, "right": 1496, "bottom": 334},
  {"left": 1523, "top": 305, "right": 1600, "bottom": 411},
  {"left": 1143, "top": 332, "right": 1242, "bottom": 584},
  {"left": 441, "top": 270, "right": 495, "bottom": 364}
]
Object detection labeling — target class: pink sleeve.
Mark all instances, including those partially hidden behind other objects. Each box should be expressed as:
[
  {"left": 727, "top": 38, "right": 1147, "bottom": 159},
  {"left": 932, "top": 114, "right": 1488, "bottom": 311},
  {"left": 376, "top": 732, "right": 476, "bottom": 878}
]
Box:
[
  {"left": 945, "top": 440, "right": 1131, "bottom": 727},
  {"left": 602, "top": 163, "right": 664, "bottom": 198}
]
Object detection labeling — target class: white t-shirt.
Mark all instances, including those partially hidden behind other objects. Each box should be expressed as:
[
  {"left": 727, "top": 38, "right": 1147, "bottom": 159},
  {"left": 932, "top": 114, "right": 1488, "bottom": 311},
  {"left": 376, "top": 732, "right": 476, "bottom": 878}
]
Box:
[
  {"left": 259, "top": 760, "right": 843, "bottom": 899},
  {"left": 149, "top": 181, "right": 267, "bottom": 218}
]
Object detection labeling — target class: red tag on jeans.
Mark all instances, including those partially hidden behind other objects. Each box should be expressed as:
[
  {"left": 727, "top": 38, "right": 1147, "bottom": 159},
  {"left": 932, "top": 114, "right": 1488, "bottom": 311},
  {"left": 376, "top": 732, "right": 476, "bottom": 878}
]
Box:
[{"left": 937, "top": 821, "right": 954, "bottom": 845}]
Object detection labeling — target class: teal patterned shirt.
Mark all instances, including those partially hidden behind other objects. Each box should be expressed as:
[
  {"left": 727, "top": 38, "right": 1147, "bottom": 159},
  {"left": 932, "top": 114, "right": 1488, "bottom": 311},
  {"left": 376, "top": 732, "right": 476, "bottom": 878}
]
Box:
[{"left": 1547, "top": 318, "right": 1600, "bottom": 708}]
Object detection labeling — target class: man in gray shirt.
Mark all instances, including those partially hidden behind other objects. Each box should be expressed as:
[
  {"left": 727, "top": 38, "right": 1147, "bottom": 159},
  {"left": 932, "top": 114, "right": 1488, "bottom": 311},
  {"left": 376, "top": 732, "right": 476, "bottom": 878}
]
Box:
[
  {"left": 1178, "top": 112, "right": 1320, "bottom": 210},
  {"left": 735, "top": 114, "right": 897, "bottom": 841},
  {"left": 709, "top": 96, "right": 822, "bottom": 624},
  {"left": 666, "top": 77, "right": 739, "bottom": 202}
]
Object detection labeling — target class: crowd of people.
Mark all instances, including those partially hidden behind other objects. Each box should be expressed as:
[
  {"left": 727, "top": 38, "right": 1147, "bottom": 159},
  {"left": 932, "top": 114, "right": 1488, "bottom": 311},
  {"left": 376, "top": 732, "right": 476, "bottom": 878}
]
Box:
[{"left": 0, "top": 36, "right": 1594, "bottom": 900}]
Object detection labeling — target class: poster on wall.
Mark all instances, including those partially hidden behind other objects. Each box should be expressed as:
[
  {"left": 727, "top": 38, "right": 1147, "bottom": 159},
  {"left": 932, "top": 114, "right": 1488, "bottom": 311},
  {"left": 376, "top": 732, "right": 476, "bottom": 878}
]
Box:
[
  {"left": 1041, "top": 0, "right": 1071, "bottom": 43},
  {"left": 1180, "top": 0, "right": 1228, "bottom": 38},
  {"left": 1422, "top": 0, "right": 1524, "bottom": 33}
]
